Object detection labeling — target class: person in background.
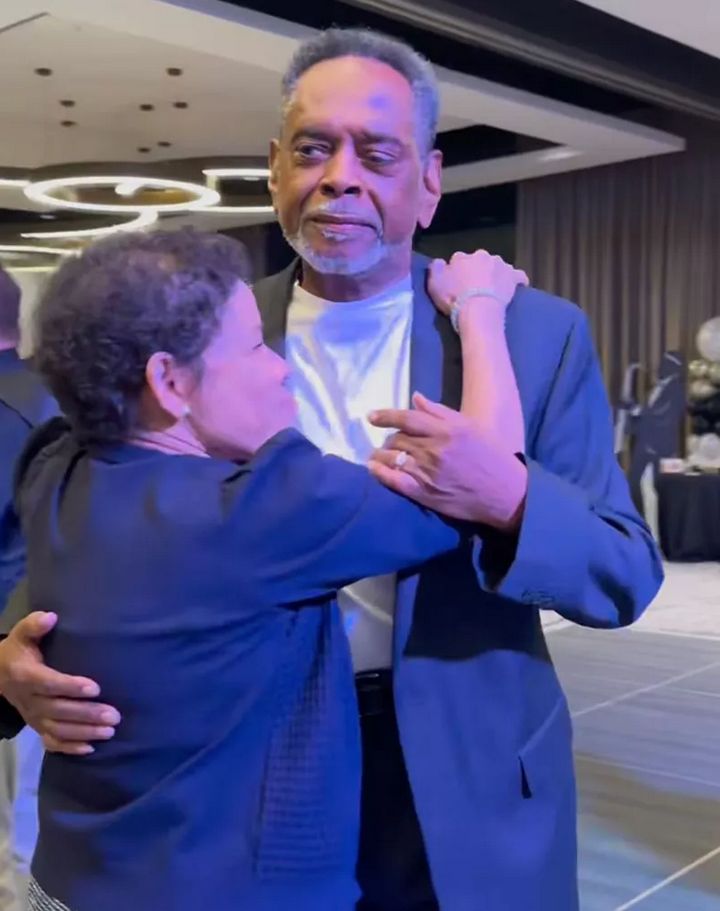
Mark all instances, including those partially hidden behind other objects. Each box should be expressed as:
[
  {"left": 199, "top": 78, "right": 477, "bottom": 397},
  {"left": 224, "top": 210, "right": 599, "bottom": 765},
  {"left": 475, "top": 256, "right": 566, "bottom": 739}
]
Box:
[
  {"left": 7, "top": 230, "right": 526, "bottom": 911},
  {"left": 0, "top": 27, "right": 663, "bottom": 911},
  {"left": 0, "top": 267, "right": 56, "bottom": 911}
]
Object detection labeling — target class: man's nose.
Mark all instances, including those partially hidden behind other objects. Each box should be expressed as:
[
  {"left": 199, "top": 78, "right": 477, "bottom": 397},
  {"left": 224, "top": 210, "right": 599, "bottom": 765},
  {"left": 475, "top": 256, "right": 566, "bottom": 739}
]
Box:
[{"left": 319, "top": 146, "right": 362, "bottom": 199}]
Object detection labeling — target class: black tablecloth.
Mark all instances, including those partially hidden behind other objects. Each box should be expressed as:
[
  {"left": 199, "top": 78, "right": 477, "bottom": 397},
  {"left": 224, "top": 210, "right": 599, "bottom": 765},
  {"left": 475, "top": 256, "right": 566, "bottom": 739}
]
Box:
[{"left": 656, "top": 473, "right": 720, "bottom": 562}]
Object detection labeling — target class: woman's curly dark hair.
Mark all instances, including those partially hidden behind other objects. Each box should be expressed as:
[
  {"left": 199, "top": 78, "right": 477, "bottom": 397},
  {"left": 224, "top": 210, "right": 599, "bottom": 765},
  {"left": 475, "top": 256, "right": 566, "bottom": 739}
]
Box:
[{"left": 34, "top": 229, "right": 250, "bottom": 445}]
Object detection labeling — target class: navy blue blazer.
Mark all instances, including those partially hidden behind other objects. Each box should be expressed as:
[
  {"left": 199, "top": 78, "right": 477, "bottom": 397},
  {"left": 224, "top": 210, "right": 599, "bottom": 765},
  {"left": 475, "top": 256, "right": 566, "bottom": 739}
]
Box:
[
  {"left": 16, "top": 423, "right": 463, "bottom": 911},
  {"left": 254, "top": 255, "right": 664, "bottom": 911}
]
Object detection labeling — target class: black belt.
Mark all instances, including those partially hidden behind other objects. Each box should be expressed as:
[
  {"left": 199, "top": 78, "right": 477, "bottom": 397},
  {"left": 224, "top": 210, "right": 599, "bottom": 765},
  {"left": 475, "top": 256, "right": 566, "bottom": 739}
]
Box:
[{"left": 355, "top": 669, "right": 393, "bottom": 717}]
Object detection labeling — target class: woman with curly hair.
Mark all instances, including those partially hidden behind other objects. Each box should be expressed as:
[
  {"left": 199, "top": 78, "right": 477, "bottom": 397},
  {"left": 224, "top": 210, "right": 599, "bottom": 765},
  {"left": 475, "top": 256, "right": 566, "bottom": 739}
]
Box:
[{"left": 10, "top": 229, "right": 525, "bottom": 911}]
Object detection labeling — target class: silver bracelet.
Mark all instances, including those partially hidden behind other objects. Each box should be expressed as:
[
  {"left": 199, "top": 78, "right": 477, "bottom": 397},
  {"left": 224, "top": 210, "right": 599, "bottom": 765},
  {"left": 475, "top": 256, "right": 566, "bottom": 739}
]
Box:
[{"left": 449, "top": 287, "right": 505, "bottom": 334}]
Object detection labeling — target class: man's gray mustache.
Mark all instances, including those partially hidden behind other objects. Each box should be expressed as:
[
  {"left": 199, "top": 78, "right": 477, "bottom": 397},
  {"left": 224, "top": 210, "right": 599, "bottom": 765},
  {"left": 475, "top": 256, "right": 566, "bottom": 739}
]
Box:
[{"left": 301, "top": 205, "right": 381, "bottom": 234}]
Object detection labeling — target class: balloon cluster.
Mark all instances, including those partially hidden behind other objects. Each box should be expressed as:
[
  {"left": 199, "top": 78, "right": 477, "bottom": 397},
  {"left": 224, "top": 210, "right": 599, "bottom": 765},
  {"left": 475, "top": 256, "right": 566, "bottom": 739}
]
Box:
[{"left": 688, "top": 317, "right": 720, "bottom": 465}]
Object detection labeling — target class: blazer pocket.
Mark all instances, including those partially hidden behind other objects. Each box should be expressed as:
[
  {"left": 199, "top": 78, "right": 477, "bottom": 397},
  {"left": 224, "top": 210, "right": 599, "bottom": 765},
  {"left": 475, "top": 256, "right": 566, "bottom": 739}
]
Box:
[{"left": 518, "top": 696, "right": 574, "bottom": 800}]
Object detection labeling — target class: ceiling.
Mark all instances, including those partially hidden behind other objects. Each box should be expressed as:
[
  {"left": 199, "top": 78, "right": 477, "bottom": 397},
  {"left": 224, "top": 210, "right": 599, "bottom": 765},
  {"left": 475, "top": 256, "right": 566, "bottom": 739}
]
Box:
[
  {"left": 574, "top": 1, "right": 720, "bottom": 60},
  {"left": 0, "top": 0, "right": 685, "bottom": 250},
  {"left": 0, "top": 15, "right": 294, "bottom": 168}
]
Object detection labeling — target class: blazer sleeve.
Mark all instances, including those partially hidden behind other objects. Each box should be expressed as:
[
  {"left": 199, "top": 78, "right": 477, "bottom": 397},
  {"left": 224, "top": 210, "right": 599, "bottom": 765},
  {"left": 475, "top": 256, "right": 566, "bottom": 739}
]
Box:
[
  {"left": 473, "top": 311, "right": 663, "bottom": 628},
  {"left": 231, "top": 430, "right": 464, "bottom": 606}
]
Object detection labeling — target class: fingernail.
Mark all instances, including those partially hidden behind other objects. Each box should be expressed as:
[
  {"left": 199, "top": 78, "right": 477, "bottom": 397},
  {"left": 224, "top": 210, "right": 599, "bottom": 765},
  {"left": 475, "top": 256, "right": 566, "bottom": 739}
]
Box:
[
  {"left": 98, "top": 727, "right": 116, "bottom": 739},
  {"left": 100, "top": 710, "right": 120, "bottom": 724},
  {"left": 78, "top": 746, "right": 94, "bottom": 755},
  {"left": 81, "top": 684, "right": 100, "bottom": 697},
  {"left": 368, "top": 411, "right": 377, "bottom": 421}
]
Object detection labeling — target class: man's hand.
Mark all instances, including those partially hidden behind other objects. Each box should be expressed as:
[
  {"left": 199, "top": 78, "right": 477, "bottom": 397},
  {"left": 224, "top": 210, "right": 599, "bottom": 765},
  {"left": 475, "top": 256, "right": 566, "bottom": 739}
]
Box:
[
  {"left": 0, "top": 612, "right": 120, "bottom": 755},
  {"left": 368, "top": 393, "right": 528, "bottom": 532}
]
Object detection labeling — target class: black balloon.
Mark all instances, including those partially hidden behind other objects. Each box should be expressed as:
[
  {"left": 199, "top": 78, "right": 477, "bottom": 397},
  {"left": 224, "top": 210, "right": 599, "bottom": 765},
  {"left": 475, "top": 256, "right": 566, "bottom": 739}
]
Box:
[
  {"left": 705, "top": 394, "right": 720, "bottom": 417},
  {"left": 692, "top": 415, "right": 712, "bottom": 435}
]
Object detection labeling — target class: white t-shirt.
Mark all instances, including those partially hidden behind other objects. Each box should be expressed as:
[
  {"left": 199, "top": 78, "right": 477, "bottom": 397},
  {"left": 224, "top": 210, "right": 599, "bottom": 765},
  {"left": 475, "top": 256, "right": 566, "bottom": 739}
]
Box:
[{"left": 285, "top": 276, "right": 413, "bottom": 671}]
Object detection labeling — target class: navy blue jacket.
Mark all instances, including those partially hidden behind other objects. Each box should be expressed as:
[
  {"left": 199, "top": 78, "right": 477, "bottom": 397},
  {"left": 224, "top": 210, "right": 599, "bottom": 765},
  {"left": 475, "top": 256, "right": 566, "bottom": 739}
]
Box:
[
  {"left": 16, "top": 424, "right": 463, "bottom": 911},
  {"left": 254, "top": 255, "right": 664, "bottom": 911}
]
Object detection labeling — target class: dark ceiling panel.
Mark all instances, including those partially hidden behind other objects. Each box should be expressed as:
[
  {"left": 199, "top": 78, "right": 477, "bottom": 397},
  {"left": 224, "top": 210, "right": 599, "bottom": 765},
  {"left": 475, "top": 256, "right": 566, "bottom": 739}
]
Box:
[
  {"left": 230, "top": 0, "right": 653, "bottom": 116},
  {"left": 440, "top": 0, "right": 720, "bottom": 100}
]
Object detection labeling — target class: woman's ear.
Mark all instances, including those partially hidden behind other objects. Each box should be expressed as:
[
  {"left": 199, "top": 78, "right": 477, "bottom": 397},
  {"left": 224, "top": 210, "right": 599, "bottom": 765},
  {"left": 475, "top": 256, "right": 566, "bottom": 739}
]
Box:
[{"left": 144, "top": 352, "right": 194, "bottom": 422}]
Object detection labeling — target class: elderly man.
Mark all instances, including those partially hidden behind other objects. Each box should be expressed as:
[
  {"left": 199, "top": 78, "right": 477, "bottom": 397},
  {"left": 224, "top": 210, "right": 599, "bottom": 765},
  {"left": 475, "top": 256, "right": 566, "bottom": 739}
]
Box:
[{"left": 0, "top": 28, "right": 661, "bottom": 911}]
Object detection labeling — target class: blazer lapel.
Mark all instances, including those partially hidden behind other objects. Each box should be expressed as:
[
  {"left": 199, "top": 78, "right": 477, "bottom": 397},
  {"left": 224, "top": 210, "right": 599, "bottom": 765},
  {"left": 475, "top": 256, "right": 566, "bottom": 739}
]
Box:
[
  {"left": 253, "top": 260, "right": 299, "bottom": 357},
  {"left": 395, "top": 255, "right": 463, "bottom": 663},
  {"left": 408, "top": 254, "right": 462, "bottom": 410}
]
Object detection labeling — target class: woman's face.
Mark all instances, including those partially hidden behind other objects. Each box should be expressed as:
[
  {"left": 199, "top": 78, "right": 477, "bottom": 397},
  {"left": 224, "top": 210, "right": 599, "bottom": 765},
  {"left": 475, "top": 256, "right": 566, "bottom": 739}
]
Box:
[{"left": 186, "top": 281, "right": 297, "bottom": 459}]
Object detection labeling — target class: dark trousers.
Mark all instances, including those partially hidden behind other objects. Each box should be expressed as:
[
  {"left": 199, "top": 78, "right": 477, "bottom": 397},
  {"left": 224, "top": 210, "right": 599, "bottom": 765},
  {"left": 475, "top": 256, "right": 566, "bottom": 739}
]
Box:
[{"left": 355, "top": 671, "right": 439, "bottom": 911}]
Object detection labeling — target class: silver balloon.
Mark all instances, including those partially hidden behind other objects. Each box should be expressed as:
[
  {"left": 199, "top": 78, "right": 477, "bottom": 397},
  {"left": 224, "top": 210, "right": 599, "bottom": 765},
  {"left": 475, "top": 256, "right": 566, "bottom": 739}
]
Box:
[
  {"left": 697, "top": 433, "right": 720, "bottom": 462},
  {"left": 698, "top": 433, "right": 720, "bottom": 462},
  {"left": 689, "top": 379, "right": 715, "bottom": 401},
  {"left": 708, "top": 363, "right": 720, "bottom": 385},
  {"left": 688, "top": 359, "right": 710, "bottom": 379},
  {"left": 697, "top": 318, "right": 720, "bottom": 363}
]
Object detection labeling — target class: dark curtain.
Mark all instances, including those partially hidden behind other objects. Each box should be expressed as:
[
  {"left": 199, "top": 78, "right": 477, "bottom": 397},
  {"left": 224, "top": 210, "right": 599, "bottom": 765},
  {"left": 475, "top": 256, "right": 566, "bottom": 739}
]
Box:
[{"left": 516, "top": 124, "right": 720, "bottom": 403}]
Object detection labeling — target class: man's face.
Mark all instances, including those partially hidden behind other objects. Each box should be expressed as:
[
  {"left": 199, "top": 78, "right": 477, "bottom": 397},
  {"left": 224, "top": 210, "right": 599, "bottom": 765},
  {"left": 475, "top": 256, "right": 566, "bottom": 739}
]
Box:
[{"left": 269, "top": 56, "right": 442, "bottom": 280}]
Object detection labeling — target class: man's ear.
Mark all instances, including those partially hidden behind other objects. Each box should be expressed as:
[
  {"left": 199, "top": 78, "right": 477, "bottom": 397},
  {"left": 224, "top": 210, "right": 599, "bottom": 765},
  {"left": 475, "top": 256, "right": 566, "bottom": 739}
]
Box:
[
  {"left": 418, "top": 149, "right": 442, "bottom": 230},
  {"left": 268, "top": 139, "right": 280, "bottom": 203}
]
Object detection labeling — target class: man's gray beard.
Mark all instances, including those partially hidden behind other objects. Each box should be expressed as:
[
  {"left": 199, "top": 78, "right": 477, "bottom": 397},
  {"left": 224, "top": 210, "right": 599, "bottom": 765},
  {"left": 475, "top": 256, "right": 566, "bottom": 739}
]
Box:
[{"left": 282, "top": 226, "right": 398, "bottom": 277}]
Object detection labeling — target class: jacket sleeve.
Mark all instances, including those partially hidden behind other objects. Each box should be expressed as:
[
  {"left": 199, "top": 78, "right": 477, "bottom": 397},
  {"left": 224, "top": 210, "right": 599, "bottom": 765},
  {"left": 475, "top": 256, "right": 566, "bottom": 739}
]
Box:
[
  {"left": 473, "top": 311, "right": 663, "bottom": 628},
  {"left": 231, "top": 430, "right": 465, "bottom": 607}
]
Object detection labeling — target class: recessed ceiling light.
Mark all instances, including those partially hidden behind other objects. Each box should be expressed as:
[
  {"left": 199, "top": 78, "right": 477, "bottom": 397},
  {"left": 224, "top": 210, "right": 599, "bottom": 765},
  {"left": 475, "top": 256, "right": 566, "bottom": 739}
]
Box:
[
  {"left": 194, "top": 205, "right": 276, "bottom": 215},
  {"left": 60, "top": 99, "right": 75, "bottom": 108},
  {"left": 539, "top": 147, "right": 580, "bottom": 162},
  {"left": 140, "top": 104, "right": 155, "bottom": 112},
  {"left": 34, "top": 67, "right": 52, "bottom": 77},
  {"left": 61, "top": 120, "right": 77, "bottom": 127},
  {"left": 157, "top": 141, "right": 172, "bottom": 148},
  {"left": 39, "top": 214, "right": 56, "bottom": 220},
  {"left": 173, "top": 101, "right": 188, "bottom": 110},
  {"left": 137, "top": 147, "right": 151, "bottom": 153},
  {"left": 203, "top": 167, "right": 270, "bottom": 180},
  {"left": 167, "top": 67, "right": 183, "bottom": 76}
]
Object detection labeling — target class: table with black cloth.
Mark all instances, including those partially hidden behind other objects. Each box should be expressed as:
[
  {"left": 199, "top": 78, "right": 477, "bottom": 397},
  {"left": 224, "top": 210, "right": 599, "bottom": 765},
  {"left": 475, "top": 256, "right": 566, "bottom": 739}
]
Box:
[{"left": 656, "top": 472, "right": 720, "bottom": 561}]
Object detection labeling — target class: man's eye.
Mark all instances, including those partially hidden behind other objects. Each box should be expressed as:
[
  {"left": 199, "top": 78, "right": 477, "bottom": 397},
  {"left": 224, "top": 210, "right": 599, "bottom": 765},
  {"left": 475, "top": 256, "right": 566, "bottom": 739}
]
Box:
[
  {"left": 295, "top": 144, "right": 328, "bottom": 160},
  {"left": 365, "top": 150, "right": 396, "bottom": 166}
]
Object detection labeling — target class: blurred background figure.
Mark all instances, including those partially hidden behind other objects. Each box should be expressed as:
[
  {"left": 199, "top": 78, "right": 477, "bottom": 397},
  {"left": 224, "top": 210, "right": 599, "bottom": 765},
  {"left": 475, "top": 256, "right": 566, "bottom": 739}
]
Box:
[{"left": 0, "top": 267, "right": 55, "bottom": 911}]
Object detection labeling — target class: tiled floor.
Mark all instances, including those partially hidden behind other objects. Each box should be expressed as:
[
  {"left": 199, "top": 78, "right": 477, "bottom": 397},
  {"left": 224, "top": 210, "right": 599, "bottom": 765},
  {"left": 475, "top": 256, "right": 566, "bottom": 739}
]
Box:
[{"left": 547, "top": 563, "right": 720, "bottom": 911}]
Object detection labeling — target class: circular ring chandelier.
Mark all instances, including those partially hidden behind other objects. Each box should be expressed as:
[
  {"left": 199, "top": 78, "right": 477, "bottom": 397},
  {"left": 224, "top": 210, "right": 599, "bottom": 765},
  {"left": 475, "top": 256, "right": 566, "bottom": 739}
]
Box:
[
  {"left": 1, "top": 161, "right": 275, "bottom": 245},
  {"left": 24, "top": 175, "right": 221, "bottom": 214},
  {"left": 22, "top": 210, "right": 158, "bottom": 240},
  {"left": 0, "top": 244, "right": 76, "bottom": 257}
]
